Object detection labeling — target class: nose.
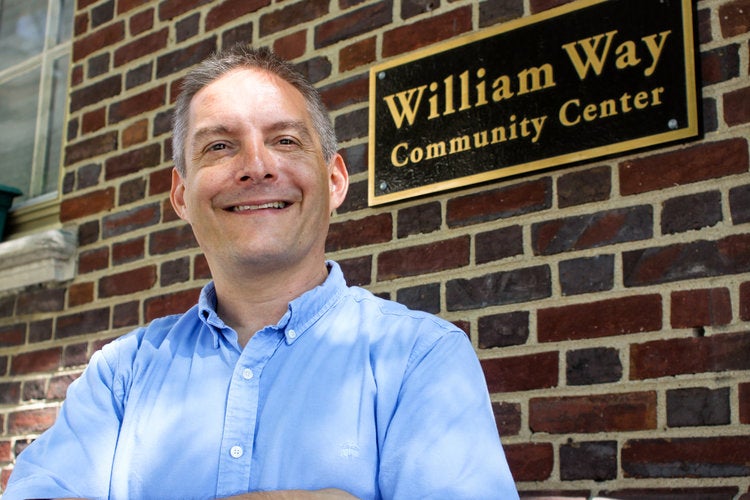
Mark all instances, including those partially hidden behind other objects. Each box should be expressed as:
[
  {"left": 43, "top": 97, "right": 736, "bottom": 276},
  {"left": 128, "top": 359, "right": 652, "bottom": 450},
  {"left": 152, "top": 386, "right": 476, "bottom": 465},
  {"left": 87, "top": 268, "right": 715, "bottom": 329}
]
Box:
[{"left": 236, "top": 139, "right": 277, "bottom": 184}]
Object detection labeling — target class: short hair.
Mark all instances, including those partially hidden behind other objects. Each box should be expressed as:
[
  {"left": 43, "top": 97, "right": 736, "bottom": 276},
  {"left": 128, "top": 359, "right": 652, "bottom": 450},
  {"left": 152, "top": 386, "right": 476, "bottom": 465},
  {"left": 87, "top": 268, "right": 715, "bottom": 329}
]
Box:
[{"left": 171, "top": 45, "right": 338, "bottom": 177}]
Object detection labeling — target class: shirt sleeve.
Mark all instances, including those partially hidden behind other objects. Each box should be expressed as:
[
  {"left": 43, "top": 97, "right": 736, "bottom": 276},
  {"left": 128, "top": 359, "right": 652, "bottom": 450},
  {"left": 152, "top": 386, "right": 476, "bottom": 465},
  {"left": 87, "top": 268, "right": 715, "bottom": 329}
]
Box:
[
  {"left": 377, "top": 326, "right": 519, "bottom": 500},
  {"left": 3, "top": 343, "right": 127, "bottom": 500}
]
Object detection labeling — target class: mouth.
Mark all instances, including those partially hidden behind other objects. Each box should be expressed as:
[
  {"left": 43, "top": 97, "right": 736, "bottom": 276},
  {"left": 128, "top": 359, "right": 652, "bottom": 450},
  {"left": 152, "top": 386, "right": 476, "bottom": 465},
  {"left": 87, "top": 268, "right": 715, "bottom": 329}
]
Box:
[{"left": 228, "top": 201, "right": 289, "bottom": 212}]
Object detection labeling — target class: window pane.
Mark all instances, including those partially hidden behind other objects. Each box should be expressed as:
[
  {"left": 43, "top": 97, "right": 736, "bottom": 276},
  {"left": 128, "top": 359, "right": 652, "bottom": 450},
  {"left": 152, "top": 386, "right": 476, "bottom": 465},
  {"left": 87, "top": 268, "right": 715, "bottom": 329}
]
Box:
[
  {"left": 56, "top": 0, "right": 74, "bottom": 43},
  {"left": 44, "top": 54, "right": 69, "bottom": 194},
  {"left": 0, "top": 68, "right": 40, "bottom": 203},
  {"left": 0, "top": 0, "right": 48, "bottom": 72}
]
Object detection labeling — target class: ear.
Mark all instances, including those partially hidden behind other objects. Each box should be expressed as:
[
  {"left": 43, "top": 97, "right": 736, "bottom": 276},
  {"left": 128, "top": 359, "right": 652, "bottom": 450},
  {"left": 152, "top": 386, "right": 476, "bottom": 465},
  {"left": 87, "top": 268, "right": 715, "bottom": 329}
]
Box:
[
  {"left": 328, "top": 153, "right": 349, "bottom": 212},
  {"left": 170, "top": 168, "right": 191, "bottom": 223}
]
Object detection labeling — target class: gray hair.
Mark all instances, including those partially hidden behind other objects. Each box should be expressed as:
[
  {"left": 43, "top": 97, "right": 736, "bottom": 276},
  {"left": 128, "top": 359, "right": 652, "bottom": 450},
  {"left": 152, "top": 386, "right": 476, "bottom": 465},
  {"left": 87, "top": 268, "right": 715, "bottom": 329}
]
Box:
[{"left": 171, "top": 45, "right": 338, "bottom": 177}]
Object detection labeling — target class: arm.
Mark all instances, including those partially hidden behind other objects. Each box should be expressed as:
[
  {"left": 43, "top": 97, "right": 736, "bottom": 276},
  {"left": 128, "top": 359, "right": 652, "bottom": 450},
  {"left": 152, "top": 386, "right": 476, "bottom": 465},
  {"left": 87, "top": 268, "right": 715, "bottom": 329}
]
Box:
[
  {"left": 3, "top": 346, "right": 125, "bottom": 500},
  {"left": 378, "top": 328, "right": 519, "bottom": 499}
]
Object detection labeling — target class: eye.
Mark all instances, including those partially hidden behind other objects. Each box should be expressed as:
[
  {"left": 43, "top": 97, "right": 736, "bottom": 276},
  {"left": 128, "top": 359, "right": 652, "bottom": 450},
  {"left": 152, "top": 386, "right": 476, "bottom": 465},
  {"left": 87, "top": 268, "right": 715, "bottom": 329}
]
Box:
[
  {"left": 208, "top": 142, "right": 228, "bottom": 151},
  {"left": 277, "top": 137, "right": 299, "bottom": 146}
]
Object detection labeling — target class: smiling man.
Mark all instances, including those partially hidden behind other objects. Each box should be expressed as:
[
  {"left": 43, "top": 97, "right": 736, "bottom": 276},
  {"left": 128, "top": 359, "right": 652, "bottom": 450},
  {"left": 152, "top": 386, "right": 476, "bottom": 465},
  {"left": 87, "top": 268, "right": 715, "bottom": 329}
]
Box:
[{"left": 4, "top": 46, "right": 518, "bottom": 500}]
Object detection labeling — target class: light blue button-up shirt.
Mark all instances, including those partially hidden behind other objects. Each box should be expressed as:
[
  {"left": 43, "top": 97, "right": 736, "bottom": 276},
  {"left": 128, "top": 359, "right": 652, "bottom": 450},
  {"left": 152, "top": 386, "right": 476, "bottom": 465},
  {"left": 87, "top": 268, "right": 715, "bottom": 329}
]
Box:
[{"left": 5, "top": 262, "right": 518, "bottom": 499}]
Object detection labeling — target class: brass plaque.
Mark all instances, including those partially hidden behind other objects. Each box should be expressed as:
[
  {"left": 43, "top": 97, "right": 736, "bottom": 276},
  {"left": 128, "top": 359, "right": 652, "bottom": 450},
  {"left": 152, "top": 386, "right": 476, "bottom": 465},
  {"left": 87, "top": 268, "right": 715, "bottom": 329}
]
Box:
[{"left": 368, "top": 0, "right": 698, "bottom": 205}]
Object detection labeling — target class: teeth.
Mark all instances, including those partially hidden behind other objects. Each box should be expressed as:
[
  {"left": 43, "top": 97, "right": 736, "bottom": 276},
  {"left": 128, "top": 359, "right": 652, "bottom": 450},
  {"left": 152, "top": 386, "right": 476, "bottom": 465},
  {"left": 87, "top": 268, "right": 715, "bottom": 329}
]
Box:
[{"left": 232, "top": 201, "right": 287, "bottom": 211}]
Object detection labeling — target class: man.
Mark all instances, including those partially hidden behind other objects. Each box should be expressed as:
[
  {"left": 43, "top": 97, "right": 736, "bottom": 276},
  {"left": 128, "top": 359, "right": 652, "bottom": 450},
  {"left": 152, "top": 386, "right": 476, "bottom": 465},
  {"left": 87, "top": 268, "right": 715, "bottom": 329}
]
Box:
[{"left": 4, "top": 46, "right": 518, "bottom": 499}]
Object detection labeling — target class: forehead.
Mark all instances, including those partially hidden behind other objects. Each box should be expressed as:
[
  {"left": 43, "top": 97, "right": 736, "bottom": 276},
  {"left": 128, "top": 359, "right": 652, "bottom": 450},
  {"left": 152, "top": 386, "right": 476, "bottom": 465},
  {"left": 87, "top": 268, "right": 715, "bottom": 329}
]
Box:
[{"left": 189, "top": 67, "right": 312, "bottom": 126}]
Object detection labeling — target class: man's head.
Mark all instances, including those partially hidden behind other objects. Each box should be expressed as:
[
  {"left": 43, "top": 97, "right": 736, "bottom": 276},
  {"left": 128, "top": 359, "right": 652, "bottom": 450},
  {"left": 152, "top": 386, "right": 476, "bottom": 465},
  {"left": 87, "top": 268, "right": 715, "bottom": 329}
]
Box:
[
  {"left": 172, "top": 45, "right": 338, "bottom": 178},
  {"left": 168, "top": 46, "right": 348, "bottom": 280}
]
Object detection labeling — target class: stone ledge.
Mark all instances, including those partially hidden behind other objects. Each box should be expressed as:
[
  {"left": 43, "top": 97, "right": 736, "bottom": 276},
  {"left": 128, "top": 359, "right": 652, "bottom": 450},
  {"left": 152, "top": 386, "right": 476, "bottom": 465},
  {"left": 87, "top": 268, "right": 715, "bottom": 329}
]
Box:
[{"left": 0, "top": 228, "right": 78, "bottom": 293}]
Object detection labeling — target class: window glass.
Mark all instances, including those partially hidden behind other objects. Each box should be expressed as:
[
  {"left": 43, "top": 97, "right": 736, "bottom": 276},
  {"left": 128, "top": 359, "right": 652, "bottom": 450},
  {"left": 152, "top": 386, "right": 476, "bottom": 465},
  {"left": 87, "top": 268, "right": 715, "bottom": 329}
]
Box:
[
  {"left": 0, "top": 68, "right": 39, "bottom": 198},
  {"left": 0, "top": 0, "right": 48, "bottom": 72},
  {"left": 44, "top": 54, "right": 68, "bottom": 194},
  {"left": 0, "top": 0, "right": 73, "bottom": 208}
]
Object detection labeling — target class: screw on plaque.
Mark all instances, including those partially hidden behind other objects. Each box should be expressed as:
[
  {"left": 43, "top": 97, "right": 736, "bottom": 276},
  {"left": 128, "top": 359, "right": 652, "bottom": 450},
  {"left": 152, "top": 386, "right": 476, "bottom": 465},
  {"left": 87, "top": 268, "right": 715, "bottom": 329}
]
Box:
[
  {"left": 378, "top": 72, "right": 386, "bottom": 80},
  {"left": 668, "top": 119, "right": 679, "bottom": 130},
  {"left": 379, "top": 181, "right": 388, "bottom": 191}
]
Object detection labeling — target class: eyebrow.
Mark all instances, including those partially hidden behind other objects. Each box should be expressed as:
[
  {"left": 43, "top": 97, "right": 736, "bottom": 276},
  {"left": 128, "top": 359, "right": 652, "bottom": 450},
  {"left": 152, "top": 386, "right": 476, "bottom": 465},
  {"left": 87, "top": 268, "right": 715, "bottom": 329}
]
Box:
[{"left": 190, "top": 120, "right": 315, "bottom": 147}]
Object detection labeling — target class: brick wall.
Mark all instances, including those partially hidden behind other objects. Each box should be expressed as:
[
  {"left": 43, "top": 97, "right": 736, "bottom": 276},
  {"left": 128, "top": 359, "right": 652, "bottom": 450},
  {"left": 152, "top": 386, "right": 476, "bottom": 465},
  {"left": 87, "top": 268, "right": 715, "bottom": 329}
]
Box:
[{"left": 1, "top": 0, "right": 749, "bottom": 497}]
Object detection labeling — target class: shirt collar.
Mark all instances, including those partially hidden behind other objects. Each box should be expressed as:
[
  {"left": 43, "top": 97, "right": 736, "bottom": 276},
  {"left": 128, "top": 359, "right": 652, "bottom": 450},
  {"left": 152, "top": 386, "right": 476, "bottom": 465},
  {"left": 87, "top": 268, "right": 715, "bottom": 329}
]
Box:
[{"left": 197, "top": 260, "right": 347, "bottom": 346}]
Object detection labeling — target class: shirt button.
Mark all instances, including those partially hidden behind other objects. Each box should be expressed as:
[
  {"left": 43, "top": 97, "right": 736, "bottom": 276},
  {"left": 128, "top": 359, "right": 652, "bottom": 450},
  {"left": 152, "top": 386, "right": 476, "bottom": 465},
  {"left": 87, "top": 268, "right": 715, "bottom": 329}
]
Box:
[
  {"left": 230, "top": 445, "right": 244, "bottom": 458},
  {"left": 242, "top": 368, "right": 254, "bottom": 380},
  {"left": 287, "top": 329, "right": 297, "bottom": 339}
]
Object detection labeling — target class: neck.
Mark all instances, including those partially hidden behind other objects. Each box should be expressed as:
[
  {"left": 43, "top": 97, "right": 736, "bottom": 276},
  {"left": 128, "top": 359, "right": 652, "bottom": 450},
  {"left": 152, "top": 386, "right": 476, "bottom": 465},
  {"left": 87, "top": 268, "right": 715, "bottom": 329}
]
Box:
[{"left": 211, "top": 258, "right": 329, "bottom": 346}]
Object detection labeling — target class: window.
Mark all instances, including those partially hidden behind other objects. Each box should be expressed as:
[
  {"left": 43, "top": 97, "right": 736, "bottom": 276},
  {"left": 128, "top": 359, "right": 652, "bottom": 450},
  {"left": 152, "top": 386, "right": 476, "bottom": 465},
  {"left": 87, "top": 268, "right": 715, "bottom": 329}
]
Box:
[{"left": 0, "top": 0, "right": 74, "bottom": 235}]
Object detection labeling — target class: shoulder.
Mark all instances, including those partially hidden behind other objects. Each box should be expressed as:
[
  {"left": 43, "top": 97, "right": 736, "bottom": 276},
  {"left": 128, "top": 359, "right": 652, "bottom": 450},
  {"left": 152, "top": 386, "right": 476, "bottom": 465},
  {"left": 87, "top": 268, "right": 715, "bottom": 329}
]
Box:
[
  {"left": 338, "top": 285, "right": 469, "bottom": 359},
  {"left": 98, "top": 307, "right": 199, "bottom": 366}
]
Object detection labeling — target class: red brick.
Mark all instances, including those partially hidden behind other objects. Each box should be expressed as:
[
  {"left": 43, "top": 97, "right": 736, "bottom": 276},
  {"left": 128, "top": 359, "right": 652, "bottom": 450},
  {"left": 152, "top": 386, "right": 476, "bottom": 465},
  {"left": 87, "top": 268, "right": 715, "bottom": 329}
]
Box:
[
  {"left": 338, "top": 255, "right": 372, "bottom": 287},
  {"left": 719, "top": 0, "right": 750, "bottom": 37},
  {"left": 206, "top": 0, "right": 270, "bottom": 30},
  {"left": 320, "top": 74, "right": 369, "bottom": 112},
  {"left": 530, "top": 0, "right": 576, "bottom": 13},
  {"left": 103, "top": 204, "right": 161, "bottom": 239},
  {"left": 104, "top": 143, "right": 161, "bottom": 180},
  {"left": 605, "top": 487, "right": 742, "bottom": 499},
  {"left": 64, "top": 131, "right": 118, "bottom": 166},
  {"left": 742, "top": 282, "right": 750, "bottom": 321},
  {"left": 7, "top": 407, "right": 58, "bottom": 434},
  {"left": 481, "top": 352, "right": 558, "bottom": 393},
  {"left": 619, "top": 138, "right": 749, "bottom": 196},
  {"left": 740, "top": 383, "right": 750, "bottom": 424},
  {"left": 530, "top": 392, "right": 657, "bottom": 434},
  {"left": 623, "top": 436, "right": 750, "bottom": 478},
  {"left": 447, "top": 178, "right": 551, "bottom": 228},
  {"left": 16, "top": 288, "right": 66, "bottom": 315},
  {"left": 724, "top": 86, "right": 750, "bottom": 126},
  {"left": 47, "top": 374, "right": 80, "bottom": 401},
  {"left": 109, "top": 87, "right": 166, "bottom": 125},
  {"left": 0, "top": 325, "right": 24, "bottom": 348},
  {"left": 149, "top": 166, "right": 173, "bottom": 196},
  {"left": 315, "top": 1, "right": 390, "bottom": 48},
  {"left": 113, "top": 237, "right": 146, "bottom": 265},
  {"left": 701, "top": 44, "right": 741, "bottom": 86},
  {"left": 122, "top": 119, "right": 149, "bottom": 148},
  {"left": 538, "top": 294, "right": 662, "bottom": 342},
  {"left": 145, "top": 288, "right": 201, "bottom": 322},
  {"left": 60, "top": 187, "right": 115, "bottom": 222},
  {"left": 156, "top": 38, "right": 217, "bottom": 79},
  {"left": 383, "top": 7, "right": 472, "bottom": 57},
  {"left": 149, "top": 224, "right": 199, "bottom": 255},
  {"left": 68, "top": 282, "right": 95, "bottom": 307},
  {"left": 671, "top": 288, "right": 732, "bottom": 328},
  {"left": 128, "top": 7, "right": 154, "bottom": 34},
  {"left": 81, "top": 107, "right": 106, "bottom": 134},
  {"left": 340, "top": 37, "right": 376, "bottom": 72},
  {"left": 261, "top": 0, "right": 329, "bottom": 37},
  {"left": 631, "top": 331, "right": 750, "bottom": 380},
  {"left": 70, "top": 75, "right": 122, "bottom": 113},
  {"left": 447, "top": 266, "right": 551, "bottom": 310},
  {"left": 99, "top": 266, "right": 157, "bottom": 298},
  {"left": 0, "top": 440, "right": 10, "bottom": 461},
  {"left": 78, "top": 247, "right": 110, "bottom": 274},
  {"left": 11, "top": 348, "right": 62, "bottom": 375},
  {"left": 158, "top": 0, "right": 212, "bottom": 21},
  {"left": 273, "top": 30, "right": 307, "bottom": 61},
  {"left": 194, "top": 254, "right": 211, "bottom": 280},
  {"left": 492, "top": 401, "right": 521, "bottom": 436},
  {"left": 624, "top": 234, "right": 750, "bottom": 286},
  {"left": 377, "top": 237, "right": 469, "bottom": 281},
  {"left": 72, "top": 21, "right": 125, "bottom": 61},
  {"left": 503, "top": 442, "right": 554, "bottom": 482},
  {"left": 326, "top": 213, "right": 392, "bottom": 252},
  {"left": 56, "top": 307, "right": 110, "bottom": 339},
  {"left": 533, "top": 205, "right": 652, "bottom": 255},
  {"left": 114, "top": 29, "right": 168, "bottom": 67}
]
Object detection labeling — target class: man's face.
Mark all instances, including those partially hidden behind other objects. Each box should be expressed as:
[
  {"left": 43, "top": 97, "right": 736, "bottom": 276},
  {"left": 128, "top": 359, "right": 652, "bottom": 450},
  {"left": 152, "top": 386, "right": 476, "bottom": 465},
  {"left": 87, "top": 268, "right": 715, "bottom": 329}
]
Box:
[{"left": 170, "top": 67, "right": 348, "bottom": 275}]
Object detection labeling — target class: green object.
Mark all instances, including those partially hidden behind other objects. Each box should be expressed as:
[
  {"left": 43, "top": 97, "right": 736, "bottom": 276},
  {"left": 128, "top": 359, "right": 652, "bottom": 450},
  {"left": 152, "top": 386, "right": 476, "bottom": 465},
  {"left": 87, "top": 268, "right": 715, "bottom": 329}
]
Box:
[{"left": 0, "top": 184, "right": 23, "bottom": 242}]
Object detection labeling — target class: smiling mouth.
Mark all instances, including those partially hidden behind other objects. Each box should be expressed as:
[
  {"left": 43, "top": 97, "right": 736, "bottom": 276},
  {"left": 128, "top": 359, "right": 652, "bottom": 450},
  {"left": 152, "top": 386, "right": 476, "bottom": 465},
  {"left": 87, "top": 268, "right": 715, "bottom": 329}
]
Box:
[{"left": 230, "top": 201, "right": 288, "bottom": 212}]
